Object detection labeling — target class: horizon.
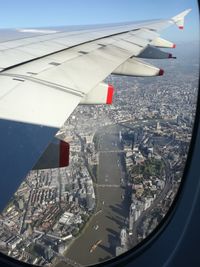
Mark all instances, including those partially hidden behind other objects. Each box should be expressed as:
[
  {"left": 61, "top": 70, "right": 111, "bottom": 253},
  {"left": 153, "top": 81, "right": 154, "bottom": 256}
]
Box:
[{"left": 0, "top": 0, "right": 199, "bottom": 43}]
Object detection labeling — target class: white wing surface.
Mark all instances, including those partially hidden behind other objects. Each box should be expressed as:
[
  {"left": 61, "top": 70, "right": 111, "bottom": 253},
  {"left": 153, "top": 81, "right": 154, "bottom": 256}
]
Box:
[{"left": 0, "top": 9, "right": 191, "bottom": 128}]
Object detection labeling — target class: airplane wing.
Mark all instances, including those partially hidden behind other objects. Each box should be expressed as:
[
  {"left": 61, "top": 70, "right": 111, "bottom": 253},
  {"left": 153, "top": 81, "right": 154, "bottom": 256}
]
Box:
[{"left": 0, "top": 9, "right": 191, "bottom": 210}]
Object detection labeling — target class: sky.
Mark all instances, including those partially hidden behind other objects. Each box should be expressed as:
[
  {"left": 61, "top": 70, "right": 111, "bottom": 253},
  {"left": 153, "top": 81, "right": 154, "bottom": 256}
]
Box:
[{"left": 0, "top": 0, "right": 199, "bottom": 43}]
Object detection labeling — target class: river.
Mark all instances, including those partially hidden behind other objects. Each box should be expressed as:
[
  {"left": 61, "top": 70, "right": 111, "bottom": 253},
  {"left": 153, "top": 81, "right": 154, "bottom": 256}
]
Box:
[{"left": 63, "top": 126, "right": 130, "bottom": 266}]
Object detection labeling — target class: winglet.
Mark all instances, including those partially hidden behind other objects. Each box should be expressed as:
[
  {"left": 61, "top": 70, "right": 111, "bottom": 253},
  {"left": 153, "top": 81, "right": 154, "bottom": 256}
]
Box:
[{"left": 172, "top": 9, "right": 192, "bottom": 29}]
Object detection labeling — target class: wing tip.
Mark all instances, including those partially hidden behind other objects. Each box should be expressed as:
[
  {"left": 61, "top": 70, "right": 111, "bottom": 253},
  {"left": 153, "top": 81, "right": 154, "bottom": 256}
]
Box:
[
  {"left": 172, "top": 8, "right": 192, "bottom": 29},
  {"left": 172, "top": 8, "right": 192, "bottom": 21}
]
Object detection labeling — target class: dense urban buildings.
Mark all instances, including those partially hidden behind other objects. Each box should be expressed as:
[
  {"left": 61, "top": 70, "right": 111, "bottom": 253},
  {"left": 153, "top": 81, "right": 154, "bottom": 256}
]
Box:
[{"left": 0, "top": 42, "right": 198, "bottom": 266}]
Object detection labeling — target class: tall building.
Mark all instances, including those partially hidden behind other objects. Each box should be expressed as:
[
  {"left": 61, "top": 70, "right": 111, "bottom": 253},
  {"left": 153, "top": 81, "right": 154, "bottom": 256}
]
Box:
[
  {"left": 129, "top": 214, "right": 134, "bottom": 234},
  {"left": 44, "top": 247, "right": 54, "bottom": 261},
  {"left": 129, "top": 203, "right": 135, "bottom": 234},
  {"left": 135, "top": 209, "right": 141, "bottom": 221},
  {"left": 119, "top": 131, "right": 122, "bottom": 142},
  {"left": 17, "top": 198, "right": 24, "bottom": 210},
  {"left": 156, "top": 122, "right": 161, "bottom": 131},
  {"left": 120, "top": 228, "right": 127, "bottom": 247},
  {"left": 86, "top": 187, "right": 95, "bottom": 211}
]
